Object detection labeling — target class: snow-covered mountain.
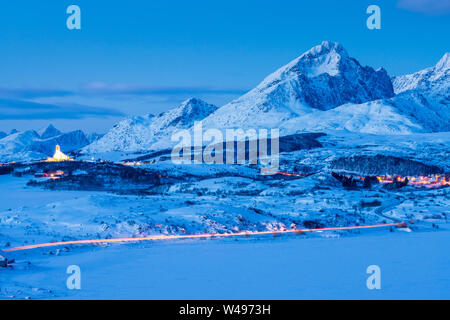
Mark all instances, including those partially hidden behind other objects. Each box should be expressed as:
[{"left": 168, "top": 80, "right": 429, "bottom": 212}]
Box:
[
  {"left": 0, "top": 129, "right": 41, "bottom": 159},
  {"left": 289, "top": 53, "right": 450, "bottom": 135},
  {"left": 0, "top": 125, "right": 90, "bottom": 162},
  {"left": 81, "top": 42, "right": 449, "bottom": 158},
  {"left": 29, "top": 130, "right": 89, "bottom": 156},
  {"left": 83, "top": 114, "right": 155, "bottom": 154},
  {"left": 201, "top": 41, "right": 394, "bottom": 129},
  {"left": 6, "top": 42, "right": 445, "bottom": 161},
  {"left": 83, "top": 98, "right": 218, "bottom": 154},
  {"left": 38, "top": 124, "right": 62, "bottom": 140},
  {"left": 389, "top": 53, "right": 450, "bottom": 133},
  {"left": 393, "top": 53, "right": 449, "bottom": 96},
  {"left": 201, "top": 44, "right": 448, "bottom": 135},
  {"left": 0, "top": 131, "right": 6, "bottom": 139}
]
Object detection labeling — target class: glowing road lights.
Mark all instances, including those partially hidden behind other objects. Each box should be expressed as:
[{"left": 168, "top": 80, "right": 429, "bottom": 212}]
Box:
[{"left": 3, "top": 222, "right": 405, "bottom": 253}]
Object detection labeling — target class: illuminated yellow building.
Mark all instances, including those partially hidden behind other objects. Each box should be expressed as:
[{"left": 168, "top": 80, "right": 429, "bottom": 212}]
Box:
[{"left": 46, "top": 145, "right": 73, "bottom": 162}]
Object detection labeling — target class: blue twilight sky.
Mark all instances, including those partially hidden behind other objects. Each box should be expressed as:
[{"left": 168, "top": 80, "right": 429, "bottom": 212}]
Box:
[{"left": 0, "top": 0, "right": 449, "bottom": 133}]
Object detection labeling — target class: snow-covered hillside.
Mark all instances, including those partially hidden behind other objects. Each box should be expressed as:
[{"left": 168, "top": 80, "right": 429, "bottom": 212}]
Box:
[
  {"left": 0, "top": 125, "right": 90, "bottom": 162},
  {"left": 83, "top": 98, "right": 218, "bottom": 154},
  {"left": 283, "top": 89, "right": 450, "bottom": 135},
  {"left": 282, "top": 99, "right": 424, "bottom": 135}
]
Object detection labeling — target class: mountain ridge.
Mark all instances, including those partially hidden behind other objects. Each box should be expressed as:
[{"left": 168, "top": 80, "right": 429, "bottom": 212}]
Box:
[
  {"left": 0, "top": 126, "right": 90, "bottom": 162},
  {"left": 83, "top": 98, "right": 218, "bottom": 154},
  {"left": 4, "top": 41, "right": 447, "bottom": 160}
]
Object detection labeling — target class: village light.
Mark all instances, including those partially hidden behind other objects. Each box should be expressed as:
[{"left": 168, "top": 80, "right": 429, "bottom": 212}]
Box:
[{"left": 375, "top": 174, "right": 450, "bottom": 187}]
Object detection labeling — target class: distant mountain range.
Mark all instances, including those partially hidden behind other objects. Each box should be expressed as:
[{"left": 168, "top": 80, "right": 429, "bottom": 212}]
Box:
[
  {"left": 0, "top": 125, "right": 102, "bottom": 162},
  {"left": 84, "top": 41, "right": 449, "bottom": 156},
  {"left": 1, "top": 41, "right": 449, "bottom": 161}
]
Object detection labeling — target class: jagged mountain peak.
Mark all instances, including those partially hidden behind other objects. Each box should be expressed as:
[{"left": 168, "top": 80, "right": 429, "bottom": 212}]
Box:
[
  {"left": 201, "top": 41, "right": 394, "bottom": 129},
  {"left": 174, "top": 97, "right": 217, "bottom": 116},
  {"left": 83, "top": 98, "right": 218, "bottom": 154},
  {"left": 264, "top": 41, "right": 350, "bottom": 83},
  {"left": 435, "top": 52, "right": 450, "bottom": 71},
  {"left": 294, "top": 40, "right": 350, "bottom": 73},
  {"left": 181, "top": 97, "right": 208, "bottom": 107},
  {"left": 309, "top": 40, "right": 347, "bottom": 55},
  {"left": 39, "top": 124, "right": 62, "bottom": 140},
  {"left": 157, "top": 97, "right": 218, "bottom": 129},
  {"left": 295, "top": 41, "right": 349, "bottom": 68}
]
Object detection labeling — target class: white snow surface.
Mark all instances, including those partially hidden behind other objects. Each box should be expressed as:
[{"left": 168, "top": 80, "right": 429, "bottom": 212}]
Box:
[{"left": 2, "top": 230, "right": 449, "bottom": 299}]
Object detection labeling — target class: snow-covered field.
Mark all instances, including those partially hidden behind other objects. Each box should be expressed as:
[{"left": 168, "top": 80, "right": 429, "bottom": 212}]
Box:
[
  {"left": 2, "top": 225, "right": 449, "bottom": 299},
  {"left": 1, "top": 152, "right": 449, "bottom": 299}
]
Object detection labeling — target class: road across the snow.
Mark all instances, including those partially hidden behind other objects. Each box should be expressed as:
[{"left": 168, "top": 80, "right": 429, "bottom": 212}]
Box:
[{"left": 3, "top": 222, "right": 405, "bottom": 253}]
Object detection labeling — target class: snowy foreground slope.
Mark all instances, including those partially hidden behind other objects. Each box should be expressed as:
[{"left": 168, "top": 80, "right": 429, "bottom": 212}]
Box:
[
  {"left": 0, "top": 169, "right": 449, "bottom": 299},
  {"left": 2, "top": 229, "right": 449, "bottom": 299}
]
